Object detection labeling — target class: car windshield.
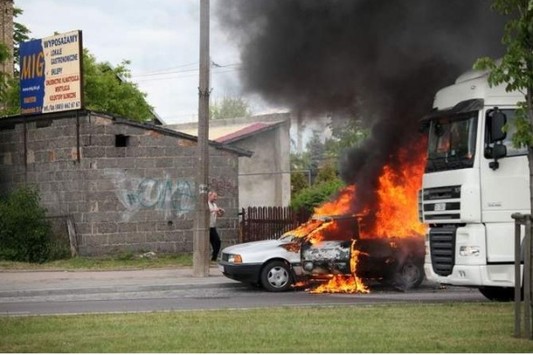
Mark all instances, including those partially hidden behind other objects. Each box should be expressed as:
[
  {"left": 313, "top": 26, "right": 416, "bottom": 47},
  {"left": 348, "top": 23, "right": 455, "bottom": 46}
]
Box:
[{"left": 426, "top": 112, "right": 478, "bottom": 172}]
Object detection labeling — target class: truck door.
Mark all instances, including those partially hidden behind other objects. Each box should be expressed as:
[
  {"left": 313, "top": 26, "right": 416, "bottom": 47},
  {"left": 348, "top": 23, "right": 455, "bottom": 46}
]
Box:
[{"left": 480, "top": 108, "right": 529, "bottom": 263}]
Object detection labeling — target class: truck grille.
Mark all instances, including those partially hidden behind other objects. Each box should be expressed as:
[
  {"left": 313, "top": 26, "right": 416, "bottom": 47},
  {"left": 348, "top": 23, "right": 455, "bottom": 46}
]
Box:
[
  {"left": 421, "top": 185, "right": 461, "bottom": 222},
  {"left": 429, "top": 226, "right": 456, "bottom": 276}
]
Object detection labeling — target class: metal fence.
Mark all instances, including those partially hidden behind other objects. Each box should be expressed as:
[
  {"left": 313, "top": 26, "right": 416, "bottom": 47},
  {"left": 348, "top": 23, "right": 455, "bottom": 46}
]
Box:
[
  {"left": 239, "top": 206, "right": 311, "bottom": 243},
  {"left": 512, "top": 213, "right": 533, "bottom": 339}
]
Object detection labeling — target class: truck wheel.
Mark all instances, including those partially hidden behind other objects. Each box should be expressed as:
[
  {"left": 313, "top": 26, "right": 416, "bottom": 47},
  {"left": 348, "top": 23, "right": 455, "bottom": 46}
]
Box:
[
  {"left": 392, "top": 259, "right": 425, "bottom": 290},
  {"left": 478, "top": 287, "right": 516, "bottom": 302},
  {"left": 260, "top": 260, "right": 292, "bottom": 292}
]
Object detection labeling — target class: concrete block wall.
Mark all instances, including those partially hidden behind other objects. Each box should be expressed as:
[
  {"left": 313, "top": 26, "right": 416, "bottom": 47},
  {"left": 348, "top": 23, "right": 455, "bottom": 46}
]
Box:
[{"left": 0, "top": 111, "right": 240, "bottom": 256}]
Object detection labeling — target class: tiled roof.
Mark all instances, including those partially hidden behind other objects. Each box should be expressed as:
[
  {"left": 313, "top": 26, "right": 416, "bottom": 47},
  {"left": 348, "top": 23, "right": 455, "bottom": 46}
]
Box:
[
  {"left": 174, "top": 121, "right": 284, "bottom": 144},
  {"left": 215, "top": 122, "right": 276, "bottom": 143}
]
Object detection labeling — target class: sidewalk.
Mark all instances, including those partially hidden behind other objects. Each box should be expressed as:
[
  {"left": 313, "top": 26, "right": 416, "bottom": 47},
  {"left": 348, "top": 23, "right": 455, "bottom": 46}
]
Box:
[{"left": 0, "top": 267, "right": 238, "bottom": 297}]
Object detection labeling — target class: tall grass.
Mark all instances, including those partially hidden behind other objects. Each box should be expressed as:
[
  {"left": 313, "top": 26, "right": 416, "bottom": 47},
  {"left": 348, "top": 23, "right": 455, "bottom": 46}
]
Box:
[{"left": 1, "top": 303, "right": 532, "bottom": 352}]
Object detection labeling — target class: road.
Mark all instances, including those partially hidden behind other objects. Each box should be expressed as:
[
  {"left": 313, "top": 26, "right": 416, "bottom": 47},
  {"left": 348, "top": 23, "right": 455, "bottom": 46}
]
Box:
[{"left": 0, "top": 268, "right": 487, "bottom": 316}]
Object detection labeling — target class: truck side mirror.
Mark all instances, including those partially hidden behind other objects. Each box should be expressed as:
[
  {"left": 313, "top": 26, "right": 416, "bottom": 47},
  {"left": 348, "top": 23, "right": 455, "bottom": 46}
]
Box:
[
  {"left": 489, "top": 143, "right": 507, "bottom": 170},
  {"left": 488, "top": 109, "right": 507, "bottom": 143}
]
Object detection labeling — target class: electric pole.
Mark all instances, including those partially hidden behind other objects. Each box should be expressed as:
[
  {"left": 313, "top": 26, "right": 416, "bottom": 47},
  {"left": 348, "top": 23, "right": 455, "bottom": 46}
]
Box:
[{"left": 193, "top": 0, "right": 210, "bottom": 277}]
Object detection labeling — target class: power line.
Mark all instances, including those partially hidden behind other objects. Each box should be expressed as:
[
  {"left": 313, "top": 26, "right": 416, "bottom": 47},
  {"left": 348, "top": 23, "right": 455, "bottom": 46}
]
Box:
[{"left": 132, "top": 62, "right": 241, "bottom": 81}]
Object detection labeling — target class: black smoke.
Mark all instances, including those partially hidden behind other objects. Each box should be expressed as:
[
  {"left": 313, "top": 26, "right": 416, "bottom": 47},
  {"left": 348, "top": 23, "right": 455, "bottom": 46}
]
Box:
[{"left": 216, "top": 0, "right": 505, "bottom": 217}]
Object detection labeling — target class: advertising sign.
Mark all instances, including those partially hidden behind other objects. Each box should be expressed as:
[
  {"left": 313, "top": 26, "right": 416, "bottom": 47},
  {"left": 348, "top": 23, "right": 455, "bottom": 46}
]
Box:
[{"left": 19, "top": 30, "right": 83, "bottom": 115}]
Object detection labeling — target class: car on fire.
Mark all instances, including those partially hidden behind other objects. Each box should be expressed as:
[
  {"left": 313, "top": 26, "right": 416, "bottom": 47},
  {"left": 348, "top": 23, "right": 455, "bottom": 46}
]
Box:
[{"left": 218, "top": 214, "right": 425, "bottom": 292}]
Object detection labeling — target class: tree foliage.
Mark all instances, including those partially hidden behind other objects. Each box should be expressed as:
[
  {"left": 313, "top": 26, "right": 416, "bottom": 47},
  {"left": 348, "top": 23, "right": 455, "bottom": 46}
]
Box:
[
  {"left": 209, "top": 96, "right": 251, "bottom": 119},
  {"left": 325, "top": 117, "right": 369, "bottom": 159},
  {"left": 290, "top": 178, "right": 344, "bottom": 214},
  {"left": 474, "top": 0, "right": 533, "bottom": 148},
  {"left": 83, "top": 50, "right": 154, "bottom": 122}
]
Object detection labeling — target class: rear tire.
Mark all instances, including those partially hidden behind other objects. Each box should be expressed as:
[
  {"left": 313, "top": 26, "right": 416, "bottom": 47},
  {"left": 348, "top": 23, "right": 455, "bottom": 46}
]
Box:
[
  {"left": 260, "top": 260, "right": 292, "bottom": 292},
  {"left": 478, "top": 287, "right": 516, "bottom": 302}
]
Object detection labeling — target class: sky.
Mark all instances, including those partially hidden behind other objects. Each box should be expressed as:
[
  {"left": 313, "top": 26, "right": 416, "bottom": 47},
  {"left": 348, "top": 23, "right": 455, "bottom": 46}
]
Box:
[{"left": 16, "top": 0, "right": 274, "bottom": 125}]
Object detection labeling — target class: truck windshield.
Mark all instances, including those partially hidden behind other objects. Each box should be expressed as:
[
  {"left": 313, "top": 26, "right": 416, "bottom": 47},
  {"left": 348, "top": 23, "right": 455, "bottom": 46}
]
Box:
[{"left": 426, "top": 112, "right": 478, "bottom": 172}]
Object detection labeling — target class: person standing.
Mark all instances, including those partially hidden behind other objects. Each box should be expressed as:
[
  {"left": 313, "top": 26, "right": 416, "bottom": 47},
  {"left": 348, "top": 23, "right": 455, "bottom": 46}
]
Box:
[{"left": 207, "top": 191, "right": 224, "bottom": 261}]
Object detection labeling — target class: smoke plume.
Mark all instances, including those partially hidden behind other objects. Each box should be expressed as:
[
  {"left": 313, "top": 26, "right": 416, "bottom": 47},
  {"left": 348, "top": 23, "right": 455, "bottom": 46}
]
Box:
[{"left": 216, "top": 0, "right": 505, "bottom": 217}]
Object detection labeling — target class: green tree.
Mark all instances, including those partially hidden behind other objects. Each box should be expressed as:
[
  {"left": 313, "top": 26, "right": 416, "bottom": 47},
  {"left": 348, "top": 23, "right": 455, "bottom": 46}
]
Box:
[
  {"left": 290, "top": 178, "right": 344, "bottom": 214},
  {"left": 325, "top": 117, "right": 369, "bottom": 160},
  {"left": 0, "top": 43, "right": 9, "bottom": 101},
  {"left": 290, "top": 152, "right": 310, "bottom": 196},
  {"left": 0, "top": 6, "right": 29, "bottom": 115},
  {"left": 210, "top": 96, "right": 251, "bottom": 119},
  {"left": 315, "top": 160, "right": 338, "bottom": 184},
  {"left": 83, "top": 50, "right": 154, "bottom": 122},
  {"left": 12, "top": 7, "right": 30, "bottom": 70},
  {"left": 474, "top": 0, "right": 533, "bottom": 213},
  {"left": 306, "top": 130, "right": 326, "bottom": 181}
]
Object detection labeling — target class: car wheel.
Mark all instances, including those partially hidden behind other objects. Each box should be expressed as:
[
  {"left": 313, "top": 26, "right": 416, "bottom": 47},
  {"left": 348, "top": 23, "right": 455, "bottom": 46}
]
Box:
[
  {"left": 260, "top": 260, "right": 292, "bottom": 292},
  {"left": 392, "top": 259, "right": 425, "bottom": 290}
]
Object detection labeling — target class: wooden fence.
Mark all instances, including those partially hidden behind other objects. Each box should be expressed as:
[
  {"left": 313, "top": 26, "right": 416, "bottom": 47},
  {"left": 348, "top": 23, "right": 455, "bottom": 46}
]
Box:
[{"left": 239, "top": 206, "right": 312, "bottom": 243}]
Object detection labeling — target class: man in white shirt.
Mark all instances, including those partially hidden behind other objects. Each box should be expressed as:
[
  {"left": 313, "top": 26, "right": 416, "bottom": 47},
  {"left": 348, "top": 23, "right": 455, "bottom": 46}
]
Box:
[{"left": 207, "top": 191, "right": 224, "bottom": 261}]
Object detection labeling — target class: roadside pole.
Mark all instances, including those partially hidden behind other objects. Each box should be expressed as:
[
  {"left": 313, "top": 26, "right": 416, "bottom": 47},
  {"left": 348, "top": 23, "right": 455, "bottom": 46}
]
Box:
[{"left": 193, "top": 0, "right": 210, "bottom": 277}]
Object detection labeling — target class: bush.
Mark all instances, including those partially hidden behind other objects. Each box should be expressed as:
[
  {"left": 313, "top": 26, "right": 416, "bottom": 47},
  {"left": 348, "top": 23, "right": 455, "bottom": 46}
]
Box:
[
  {"left": 0, "top": 186, "right": 52, "bottom": 263},
  {"left": 290, "top": 178, "right": 344, "bottom": 214}
]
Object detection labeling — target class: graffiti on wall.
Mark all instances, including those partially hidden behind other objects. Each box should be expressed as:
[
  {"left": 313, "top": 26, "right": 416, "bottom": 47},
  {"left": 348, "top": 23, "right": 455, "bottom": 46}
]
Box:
[{"left": 104, "top": 170, "right": 196, "bottom": 221}]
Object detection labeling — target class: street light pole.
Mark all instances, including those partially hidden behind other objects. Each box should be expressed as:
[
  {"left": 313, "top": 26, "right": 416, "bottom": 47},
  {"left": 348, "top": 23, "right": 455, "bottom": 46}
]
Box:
[{"left": 193, "top": 0, "right": 210, "bottom": 277}]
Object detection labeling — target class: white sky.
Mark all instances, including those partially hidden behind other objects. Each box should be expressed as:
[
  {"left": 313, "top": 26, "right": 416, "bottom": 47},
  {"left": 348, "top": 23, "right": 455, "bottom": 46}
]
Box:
[{"left": 16, "top": 0, "right": 274, "bottom": 124}]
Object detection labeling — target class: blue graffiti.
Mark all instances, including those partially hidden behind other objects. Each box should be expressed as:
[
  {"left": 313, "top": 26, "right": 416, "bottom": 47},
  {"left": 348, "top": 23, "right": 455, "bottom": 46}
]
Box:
[
  {"left": 104, "top": 169, "right": 198, "bottom": 221},
  {"left": 124, "top": 179, "right": 196, "bottom": 215}
]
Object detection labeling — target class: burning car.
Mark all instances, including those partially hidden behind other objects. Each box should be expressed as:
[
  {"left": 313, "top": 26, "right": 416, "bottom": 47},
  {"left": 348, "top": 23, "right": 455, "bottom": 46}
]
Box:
[{"left": 218, "top": 214, "right": 425, "bottom": 292}]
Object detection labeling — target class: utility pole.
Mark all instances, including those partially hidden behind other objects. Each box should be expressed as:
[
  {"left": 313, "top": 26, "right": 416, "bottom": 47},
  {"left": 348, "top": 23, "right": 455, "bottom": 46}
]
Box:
[{"left": 193, "top": 0, "right": 211, "bottom": 277}]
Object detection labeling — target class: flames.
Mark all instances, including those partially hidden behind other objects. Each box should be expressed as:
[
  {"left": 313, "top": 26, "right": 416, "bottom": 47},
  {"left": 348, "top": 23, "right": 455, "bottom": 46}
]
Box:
[
  {"left": 313, "top": 146, "right": 427, "bottom": 239},
  {"left": 310, "top": 241, "right": 369, "bottom": 294},
  {"left": 308, "top": 143, "right": 427, "bottom": 294},
  {"left": 363, "top": 145, "right": 427, "bottom": 238}
]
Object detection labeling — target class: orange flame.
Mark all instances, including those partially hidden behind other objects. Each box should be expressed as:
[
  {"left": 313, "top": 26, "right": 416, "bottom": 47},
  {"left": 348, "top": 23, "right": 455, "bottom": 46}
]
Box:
[
  {"left": 305, "top": 142, "right": 427, "bottom": 294},
  {"left": 363, "top": 145, "right": 427, "bottom": 238},
  {"left": 311, "top": 241, "right": 369, "bottom": 294},
  {"left": 309, "top": 144, "right": 427, "bottom": 239},
  {"left": 314, "top": 185, "right": 355, "bottom": 216}
]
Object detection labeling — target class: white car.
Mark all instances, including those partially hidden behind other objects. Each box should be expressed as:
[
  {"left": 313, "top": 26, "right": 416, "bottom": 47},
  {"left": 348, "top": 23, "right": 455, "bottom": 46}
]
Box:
[{"left": 218, "top": 215, "right": 425, "bottom": 292}]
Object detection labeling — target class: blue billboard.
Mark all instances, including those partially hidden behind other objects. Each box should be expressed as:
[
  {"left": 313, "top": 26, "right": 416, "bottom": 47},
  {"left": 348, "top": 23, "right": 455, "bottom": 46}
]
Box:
[{"left": 19, "top": 30, "right": 83, "bottom": 115}]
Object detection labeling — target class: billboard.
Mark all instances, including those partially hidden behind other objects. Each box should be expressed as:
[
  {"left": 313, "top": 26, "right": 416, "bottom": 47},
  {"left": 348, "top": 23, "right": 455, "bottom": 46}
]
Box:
[{"left": 19, "top": 30, "right": 83, "bottom": 115}]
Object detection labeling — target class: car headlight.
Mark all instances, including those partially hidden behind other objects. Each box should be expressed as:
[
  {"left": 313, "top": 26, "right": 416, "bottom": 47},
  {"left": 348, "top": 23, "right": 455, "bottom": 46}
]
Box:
[
  {"left": 228, "top": 254, "right": 242, "bottom": 264},
  {"left": 459, "top": 246, "right": 480, "bottom": 257}
]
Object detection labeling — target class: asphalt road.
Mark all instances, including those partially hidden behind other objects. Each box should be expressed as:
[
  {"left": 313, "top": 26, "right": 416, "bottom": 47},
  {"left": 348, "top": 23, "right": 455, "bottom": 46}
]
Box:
[{"left": 0, "top": 268, "right": 488, "bottom": 316}]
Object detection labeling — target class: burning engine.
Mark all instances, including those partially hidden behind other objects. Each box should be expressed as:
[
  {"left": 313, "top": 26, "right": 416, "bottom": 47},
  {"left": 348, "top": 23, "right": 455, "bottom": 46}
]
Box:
[{"left": 301, "top": 240, "right": 352, "bottom": 276}]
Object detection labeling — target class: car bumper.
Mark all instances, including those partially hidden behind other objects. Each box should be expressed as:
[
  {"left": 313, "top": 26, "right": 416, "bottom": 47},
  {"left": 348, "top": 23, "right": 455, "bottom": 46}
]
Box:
[{"left": 218, "top": 262, "right": 263, "bottom": 284}]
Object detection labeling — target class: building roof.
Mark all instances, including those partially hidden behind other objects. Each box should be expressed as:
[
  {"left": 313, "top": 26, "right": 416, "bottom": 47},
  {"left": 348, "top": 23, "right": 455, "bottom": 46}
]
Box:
[
  {"left": 175, "top": 121, "right": 284, "bottom": 144},
  {"left": 166, "top": 112, "right": 291, "bottom": 145},
  {"left": 0, "top": 109, "right": 253, "bottom": 157}
]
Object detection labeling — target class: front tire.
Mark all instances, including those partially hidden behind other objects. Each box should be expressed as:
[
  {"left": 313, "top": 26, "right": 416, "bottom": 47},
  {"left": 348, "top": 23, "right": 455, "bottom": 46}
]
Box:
[
  {"left": 260, "top": 260, "right": 292, "bottom": 292},
  {"left": 391, "top": 259, "right": 425, "bottom": 290}
]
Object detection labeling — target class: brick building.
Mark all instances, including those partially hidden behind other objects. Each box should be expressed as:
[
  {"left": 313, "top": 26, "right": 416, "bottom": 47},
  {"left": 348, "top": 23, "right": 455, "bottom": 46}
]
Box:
[{"left": 0, "top": 110, "right": 251, "bottom": 256}]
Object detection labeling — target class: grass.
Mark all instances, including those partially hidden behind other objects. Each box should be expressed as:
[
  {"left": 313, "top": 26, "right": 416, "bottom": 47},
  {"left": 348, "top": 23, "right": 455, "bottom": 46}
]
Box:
[
  {"left": 0, "top": 252, "right": 193, "bottom": 271},
  {"left": 1, "top": 303, "right": 533, "bottom": 352}
]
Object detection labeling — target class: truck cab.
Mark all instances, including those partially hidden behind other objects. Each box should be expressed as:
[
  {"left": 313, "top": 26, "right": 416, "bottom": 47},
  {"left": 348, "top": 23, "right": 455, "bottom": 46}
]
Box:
[{"left": 419, "top": 69, "right": 530, "bottom": 301}]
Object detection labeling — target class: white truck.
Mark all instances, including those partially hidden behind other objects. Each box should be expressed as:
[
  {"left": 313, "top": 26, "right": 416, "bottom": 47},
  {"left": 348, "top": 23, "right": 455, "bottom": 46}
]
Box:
[{"left": 419, "top": 68, "right": 530, "bottom": 301}]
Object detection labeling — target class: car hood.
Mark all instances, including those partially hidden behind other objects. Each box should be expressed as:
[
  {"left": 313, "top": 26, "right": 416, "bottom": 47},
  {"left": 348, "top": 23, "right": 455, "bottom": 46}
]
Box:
[
  {"left": 222, "top": 239, "right": 301, "bottom": 263},
  {"left": 223, "top": 239, "right": 288, "bottom": 253}
]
